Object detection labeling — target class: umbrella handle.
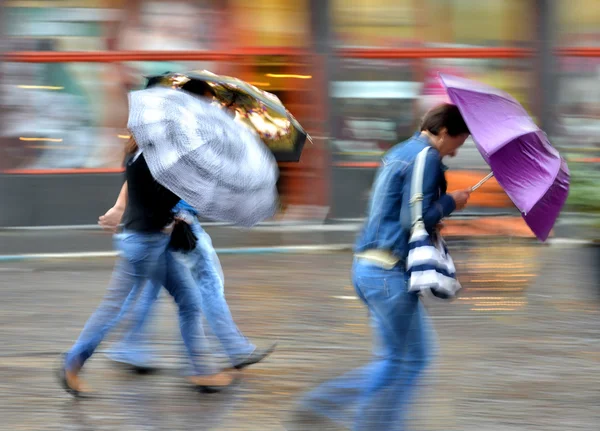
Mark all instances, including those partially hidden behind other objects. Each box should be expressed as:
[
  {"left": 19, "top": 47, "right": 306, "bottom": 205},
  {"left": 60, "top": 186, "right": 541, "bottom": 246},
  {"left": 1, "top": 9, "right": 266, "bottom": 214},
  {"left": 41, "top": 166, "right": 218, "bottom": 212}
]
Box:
[{"left": 471, "top": 172, "right": 494, "bottom": 192}]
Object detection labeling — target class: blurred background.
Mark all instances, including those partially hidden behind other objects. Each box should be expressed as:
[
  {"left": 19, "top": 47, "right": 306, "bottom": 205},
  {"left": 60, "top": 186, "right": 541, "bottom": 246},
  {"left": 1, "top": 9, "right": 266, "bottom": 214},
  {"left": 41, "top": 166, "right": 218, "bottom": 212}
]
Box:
[
  {"left": 1, "top": 2, "right": 599, "bottom": 430},
  {"left": 1, "top": 0, "right": 599, "bottom": 230}
]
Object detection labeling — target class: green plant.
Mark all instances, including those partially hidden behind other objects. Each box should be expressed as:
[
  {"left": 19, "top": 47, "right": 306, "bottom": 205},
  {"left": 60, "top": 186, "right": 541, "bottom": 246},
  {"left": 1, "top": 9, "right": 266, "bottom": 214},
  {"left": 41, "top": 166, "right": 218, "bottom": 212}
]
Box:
[{"left": 566, "top": 162, "right": 600, "bottom": 214}]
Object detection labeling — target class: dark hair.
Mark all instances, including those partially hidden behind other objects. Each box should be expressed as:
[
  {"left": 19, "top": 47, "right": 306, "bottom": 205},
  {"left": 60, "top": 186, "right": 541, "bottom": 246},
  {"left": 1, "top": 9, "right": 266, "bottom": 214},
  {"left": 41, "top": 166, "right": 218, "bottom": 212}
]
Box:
[
  {"left": 181, "top": 79, "right": 216, "bottom": 98},
  {"left": 420, "top": 103, "right": 469, "bottom": 137},
  {"left": 145, "top": 74, "right": 216, "bottom": 98}
]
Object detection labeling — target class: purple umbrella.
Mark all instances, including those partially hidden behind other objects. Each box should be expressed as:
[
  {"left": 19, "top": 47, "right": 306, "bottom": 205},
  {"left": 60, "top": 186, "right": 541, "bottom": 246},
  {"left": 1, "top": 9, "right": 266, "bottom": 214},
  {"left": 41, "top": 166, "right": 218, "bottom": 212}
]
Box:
[{"left": 439, "top": 73, "right": 570, "bottom": 241}]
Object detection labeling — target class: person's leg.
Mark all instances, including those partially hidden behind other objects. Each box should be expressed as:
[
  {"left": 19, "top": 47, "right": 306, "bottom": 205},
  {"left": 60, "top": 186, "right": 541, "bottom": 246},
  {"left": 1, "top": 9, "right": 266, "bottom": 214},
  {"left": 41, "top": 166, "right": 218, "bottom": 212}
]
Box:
[
  {"left": 60, "top": 232, "right": 169, "bottom": 394},
  {"left": 298, "top": 261, "right": 430, "bottom": 431},
  {"left": 106, "top": 279, "right": 163, "bottom": 370},
  {"left": 190, "top": 221, "right": 275, "bottom": 368},
  {"left": 191, "top": 226, "right": 257, "bottom": 363},
  {"left": 387, "top": 300, "right": 436, "bottom": 427},
  {"left": 296, "top": 261, "right": 397, "bottom": 428},
  {"left": 298, "top": 360, "right": 382, "bottom": 429},
  {"left": 352, "top": 266, "right": 431, "bottom": 431},
  {"left": 106, "top": 227, "right": 255, "bottom": 371},
  {"left": 162, "top": 250, "right": 234, "bottom": 391},
  {"left": 107, "top": 220, "right": 273, "bottom": 373}
]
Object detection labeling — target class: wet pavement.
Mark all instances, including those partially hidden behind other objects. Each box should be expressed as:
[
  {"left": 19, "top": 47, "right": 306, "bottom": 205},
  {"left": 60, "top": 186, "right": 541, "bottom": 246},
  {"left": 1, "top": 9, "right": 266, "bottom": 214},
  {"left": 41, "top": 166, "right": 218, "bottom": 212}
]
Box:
[{"left": 0, "top": 241, "right": 599, "bottom": 430}]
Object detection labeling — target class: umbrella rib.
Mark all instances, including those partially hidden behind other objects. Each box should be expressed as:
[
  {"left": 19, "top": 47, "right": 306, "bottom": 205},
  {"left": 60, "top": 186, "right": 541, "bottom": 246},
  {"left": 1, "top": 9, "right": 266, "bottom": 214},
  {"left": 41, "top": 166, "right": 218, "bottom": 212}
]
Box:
[
  {"left": 486, "top": 128, "right": 541, "bottom": 158},
  {"left": 524, "top": 157, "right": 566, "bottom": 217},
  {"left": 478, "top": 129, "right": 562, "bottom": 216}
]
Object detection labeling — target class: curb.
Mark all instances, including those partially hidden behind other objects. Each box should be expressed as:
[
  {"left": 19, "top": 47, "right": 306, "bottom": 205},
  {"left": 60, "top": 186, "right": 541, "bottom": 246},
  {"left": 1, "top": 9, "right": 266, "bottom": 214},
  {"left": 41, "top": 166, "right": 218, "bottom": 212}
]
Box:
[
  {"left": 546, "top": 238, "right": 594, "bottom": 246},
  {"left": 0, "top": 244, "right": 354, "bottom": 262},
  {"left": 0, "top": 238, "right": 592, "bottom": 263}
]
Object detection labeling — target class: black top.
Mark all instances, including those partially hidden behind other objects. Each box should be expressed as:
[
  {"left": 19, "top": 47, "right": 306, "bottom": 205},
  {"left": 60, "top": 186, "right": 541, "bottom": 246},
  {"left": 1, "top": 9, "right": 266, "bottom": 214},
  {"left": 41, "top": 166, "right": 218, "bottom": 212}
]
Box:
[{"left": 121, "top": 153, "right": 180, "bottom": 233}]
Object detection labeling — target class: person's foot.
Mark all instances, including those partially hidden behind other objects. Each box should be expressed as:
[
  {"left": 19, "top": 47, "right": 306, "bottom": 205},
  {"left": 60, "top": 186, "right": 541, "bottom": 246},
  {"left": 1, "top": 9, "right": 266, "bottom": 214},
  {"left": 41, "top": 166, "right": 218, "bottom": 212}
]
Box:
[
  {"left": 232, "top": 342, "right": 277, "bottom": 370},
  {"left": 105, "top": 349, "right": 159, "bottom": 375},
  {"left": 187, "top": 370, "right": 237, "bottom": 393},
  {"left": 57, "top": 354, "right": 90, "bottom": 396}
]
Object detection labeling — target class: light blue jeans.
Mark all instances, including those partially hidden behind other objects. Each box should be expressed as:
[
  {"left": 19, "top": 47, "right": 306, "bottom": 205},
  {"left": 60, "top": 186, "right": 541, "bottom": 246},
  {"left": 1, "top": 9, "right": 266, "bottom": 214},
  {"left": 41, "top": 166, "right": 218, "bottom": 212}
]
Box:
[
  {"left": 108, "top": 221, "right": 255, "bottom": 368},
  {"left": 65, "top": 230, "right": 217, "bottom": 376},
  {"left": 301, "top": 259, "right": 435, "bottom": 431}
]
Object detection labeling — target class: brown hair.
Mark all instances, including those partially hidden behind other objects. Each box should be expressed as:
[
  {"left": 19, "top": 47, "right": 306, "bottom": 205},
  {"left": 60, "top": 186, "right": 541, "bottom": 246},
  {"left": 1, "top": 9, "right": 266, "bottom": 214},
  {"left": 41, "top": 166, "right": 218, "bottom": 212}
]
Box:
[
  {"left": 125, "top": 135, "right": 139, "bottom": 156},
  {"left": 420, "top": 103, "right": 470, "bottom": 137}
]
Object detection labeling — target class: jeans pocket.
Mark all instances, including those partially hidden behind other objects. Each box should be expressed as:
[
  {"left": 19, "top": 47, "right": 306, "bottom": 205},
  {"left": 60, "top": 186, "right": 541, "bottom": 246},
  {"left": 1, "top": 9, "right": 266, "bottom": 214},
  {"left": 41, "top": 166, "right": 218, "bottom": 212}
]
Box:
[
  {"left": 356, "top": 272, "right": 390, "bottom": 299},
  {"left": 355, "top": 265, "right": 408, "bottom": 301}
]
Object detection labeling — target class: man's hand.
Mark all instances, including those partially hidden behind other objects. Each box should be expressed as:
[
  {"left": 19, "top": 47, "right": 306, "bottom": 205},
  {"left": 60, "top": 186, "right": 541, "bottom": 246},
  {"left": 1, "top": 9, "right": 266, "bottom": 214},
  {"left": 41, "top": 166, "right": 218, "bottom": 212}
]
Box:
[
  {"left": 99, "top": 206, "right": 124, "bottom": 232},
  {"left": 448, "top": 189, "right": 471, "bottom": 211}
]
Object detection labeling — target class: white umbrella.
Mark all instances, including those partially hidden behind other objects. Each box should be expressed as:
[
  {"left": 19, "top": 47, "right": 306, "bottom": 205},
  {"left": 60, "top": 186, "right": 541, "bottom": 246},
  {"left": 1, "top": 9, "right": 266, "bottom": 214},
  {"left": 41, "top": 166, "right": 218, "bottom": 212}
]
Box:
[{"left": 127, "top": 86, "right": 279, "bottom": 227}]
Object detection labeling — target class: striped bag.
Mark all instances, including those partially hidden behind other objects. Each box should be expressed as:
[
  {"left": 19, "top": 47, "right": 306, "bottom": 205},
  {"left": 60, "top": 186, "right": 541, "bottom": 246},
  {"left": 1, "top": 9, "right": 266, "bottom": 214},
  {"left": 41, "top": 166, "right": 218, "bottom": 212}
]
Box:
[{"left": 406, "top": 147, "right": 461, "bottom": 300}]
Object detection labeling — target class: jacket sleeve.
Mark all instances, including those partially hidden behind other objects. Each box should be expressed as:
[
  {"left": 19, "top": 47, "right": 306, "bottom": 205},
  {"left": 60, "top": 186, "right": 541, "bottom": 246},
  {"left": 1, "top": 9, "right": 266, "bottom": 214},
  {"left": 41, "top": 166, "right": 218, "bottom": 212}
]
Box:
[{"left": 402, "top": 150, "right": 456, "bottom": 231}]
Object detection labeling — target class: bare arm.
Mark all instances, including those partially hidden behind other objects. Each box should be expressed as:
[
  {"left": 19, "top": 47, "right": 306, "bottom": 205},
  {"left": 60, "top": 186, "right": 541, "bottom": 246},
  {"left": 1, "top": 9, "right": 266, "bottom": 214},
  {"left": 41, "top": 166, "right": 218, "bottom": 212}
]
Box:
[
  {"left": 98, "top": 182, "right": 128, "bottom": 232},
  {"left": 114, "top": 181, "right": 128, "bottom": 210}
]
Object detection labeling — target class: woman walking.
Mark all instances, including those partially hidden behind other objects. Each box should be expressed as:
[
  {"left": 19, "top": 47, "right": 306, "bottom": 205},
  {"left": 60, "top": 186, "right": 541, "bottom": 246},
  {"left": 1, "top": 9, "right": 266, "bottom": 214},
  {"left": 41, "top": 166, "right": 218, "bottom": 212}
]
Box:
[
  {"left": 59, "top": 138, "right": 234, "bottom": 395},
  {"left": 293, "top": 104, "right": 472, "bottom": 430}
]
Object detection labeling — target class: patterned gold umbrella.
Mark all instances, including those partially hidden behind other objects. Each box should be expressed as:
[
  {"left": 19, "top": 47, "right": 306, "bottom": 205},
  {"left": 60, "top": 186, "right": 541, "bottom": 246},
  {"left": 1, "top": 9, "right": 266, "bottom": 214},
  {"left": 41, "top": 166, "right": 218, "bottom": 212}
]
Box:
[{"left": 146, "top": 70, "right": 311, "bottom": 162}]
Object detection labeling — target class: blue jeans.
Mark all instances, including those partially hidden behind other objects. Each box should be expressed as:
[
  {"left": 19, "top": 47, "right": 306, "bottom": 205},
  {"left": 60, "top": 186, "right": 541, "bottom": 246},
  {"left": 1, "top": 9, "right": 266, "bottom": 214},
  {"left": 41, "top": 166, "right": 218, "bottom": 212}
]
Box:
[
  {"left": 65, "top": 231, "right": 217, "bottom": 376},
  {"left": 301, "top": 259, "right": 435, "bottom": 431},
  {"left": 109, "top": 222, "right": 254, "bottom": 368}
]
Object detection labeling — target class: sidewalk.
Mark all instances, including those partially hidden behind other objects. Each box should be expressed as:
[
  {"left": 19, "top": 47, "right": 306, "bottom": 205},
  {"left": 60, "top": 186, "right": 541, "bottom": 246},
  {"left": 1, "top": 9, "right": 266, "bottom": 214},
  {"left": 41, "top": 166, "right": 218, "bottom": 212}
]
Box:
[
  {"left": 0, "top": 246, "right": 597, "bottom": 430},
  {"left": 0, "top": 211, "right": 592, "bottom": 258}
]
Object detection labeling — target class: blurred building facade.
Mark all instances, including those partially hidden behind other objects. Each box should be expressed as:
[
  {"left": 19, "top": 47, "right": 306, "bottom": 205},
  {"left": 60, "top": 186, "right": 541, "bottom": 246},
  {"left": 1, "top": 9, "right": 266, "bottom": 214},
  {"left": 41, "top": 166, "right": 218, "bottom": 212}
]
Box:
[{"left": 1, "top": 0, "right": 599, "bottom": 226}]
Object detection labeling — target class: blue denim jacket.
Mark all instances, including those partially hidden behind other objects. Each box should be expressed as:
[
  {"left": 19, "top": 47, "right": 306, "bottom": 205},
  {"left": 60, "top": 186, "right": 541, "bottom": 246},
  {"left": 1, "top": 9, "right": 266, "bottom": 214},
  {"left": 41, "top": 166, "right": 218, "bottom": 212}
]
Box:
[
  {"left": 355, "top": 133, "right": 456, "bottom": 260},
  {"left": 172, "top": 200, "right": 207, "bottom": 235},
  {"left": 174, "top": 200, "right": 197, "bottom": 216}
]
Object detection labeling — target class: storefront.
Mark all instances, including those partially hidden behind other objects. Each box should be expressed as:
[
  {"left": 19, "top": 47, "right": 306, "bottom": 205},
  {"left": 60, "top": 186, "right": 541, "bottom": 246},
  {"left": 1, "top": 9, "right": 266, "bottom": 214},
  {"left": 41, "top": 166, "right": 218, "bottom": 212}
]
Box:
[{"left": 1, "top": 0, "right": 599, "bottom": 226}]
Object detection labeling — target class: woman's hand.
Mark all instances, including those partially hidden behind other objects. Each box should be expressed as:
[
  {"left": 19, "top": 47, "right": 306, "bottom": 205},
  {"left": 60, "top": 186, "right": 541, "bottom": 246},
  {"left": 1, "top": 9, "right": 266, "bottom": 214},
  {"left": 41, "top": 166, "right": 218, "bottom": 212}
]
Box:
[
  {"left": 448, "top": 189, "right": 471, "bottom": 211},
  {"left": 99, "top": 206, "right": 124, "bottom": 232}
]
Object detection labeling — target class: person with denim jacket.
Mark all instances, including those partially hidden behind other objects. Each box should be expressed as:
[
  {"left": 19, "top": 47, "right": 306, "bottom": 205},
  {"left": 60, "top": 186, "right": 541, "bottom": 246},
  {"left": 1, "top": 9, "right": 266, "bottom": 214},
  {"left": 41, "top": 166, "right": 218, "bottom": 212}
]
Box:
[{"left": 292, "top": 104, "right": 471, "bottom": 430}]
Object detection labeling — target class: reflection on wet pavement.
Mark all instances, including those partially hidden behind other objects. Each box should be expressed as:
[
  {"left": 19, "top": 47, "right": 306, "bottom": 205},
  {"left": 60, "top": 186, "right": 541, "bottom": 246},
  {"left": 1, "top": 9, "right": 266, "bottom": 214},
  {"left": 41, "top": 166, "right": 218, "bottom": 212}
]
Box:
[{"left": 0, "top": 241, "right": 598, "bottom": 430}]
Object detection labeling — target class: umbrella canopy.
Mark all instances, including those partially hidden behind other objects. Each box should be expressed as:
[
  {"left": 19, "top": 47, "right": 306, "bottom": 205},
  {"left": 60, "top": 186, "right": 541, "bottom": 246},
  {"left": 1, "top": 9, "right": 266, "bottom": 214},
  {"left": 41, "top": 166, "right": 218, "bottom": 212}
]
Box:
[
  {"left": 127, "top": 86, "right": 279, "bottom": 227},
  {"left": 439, "top": 73, "right": 570, "bottom": 241},
  {"left": 145, "top": 70, "right": 310, "bottom": 162}
]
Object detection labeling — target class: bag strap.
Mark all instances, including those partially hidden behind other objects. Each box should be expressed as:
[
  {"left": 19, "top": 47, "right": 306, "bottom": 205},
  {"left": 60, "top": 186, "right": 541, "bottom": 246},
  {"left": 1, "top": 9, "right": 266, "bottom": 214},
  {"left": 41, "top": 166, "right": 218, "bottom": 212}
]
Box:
[{"left": 410, "top": 147, "right": 430, "bottom": 228}]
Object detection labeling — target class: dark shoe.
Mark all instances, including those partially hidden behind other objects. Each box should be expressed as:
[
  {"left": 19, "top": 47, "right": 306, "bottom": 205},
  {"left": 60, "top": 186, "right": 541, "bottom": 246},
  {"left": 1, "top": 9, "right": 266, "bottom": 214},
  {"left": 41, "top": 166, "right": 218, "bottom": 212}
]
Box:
[
  {"left": 105, "top": 349, "right": 159, "bottom": 375},
  {"left": 187, "top": 370, "right": 236, "bottom": 393},
  {"left": 57, "top": 354, "right": 90, "bottom": 397},
  {"left": 121, "top": 363, "right": 159, "bottom": 375},
  {"left": 232, "top": 342, "right": 277, "bottom": 370},
  {"left": 108, "top": 356, "right": 159, "bottom": 375}
]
